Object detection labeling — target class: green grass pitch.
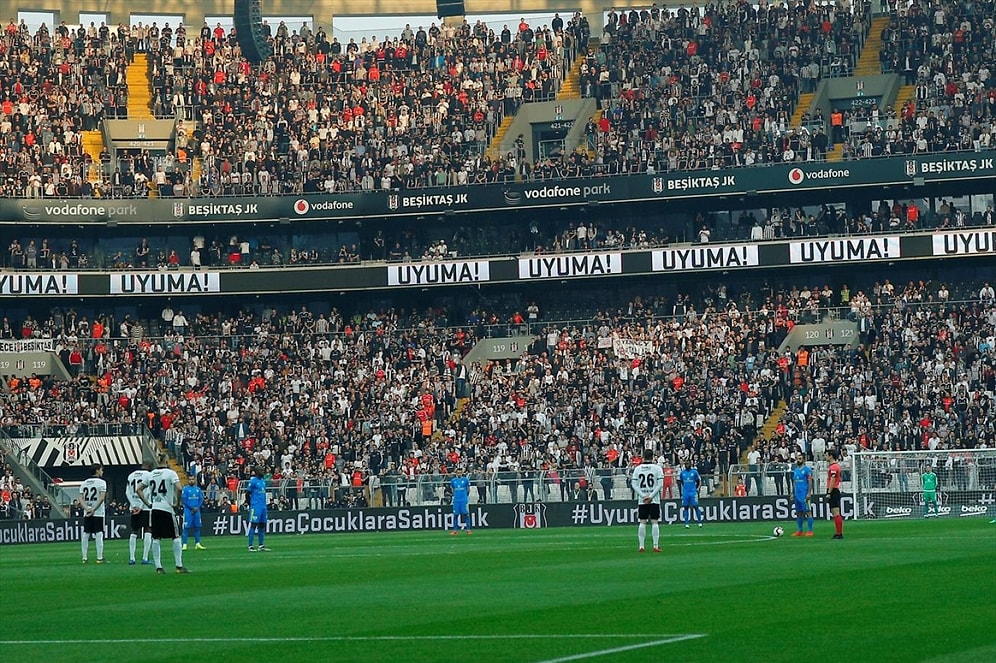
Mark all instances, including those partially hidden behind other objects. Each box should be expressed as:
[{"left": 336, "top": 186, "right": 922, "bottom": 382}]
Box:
[{"left": 1, "top": 519, "right": 994, "bottom": 663}]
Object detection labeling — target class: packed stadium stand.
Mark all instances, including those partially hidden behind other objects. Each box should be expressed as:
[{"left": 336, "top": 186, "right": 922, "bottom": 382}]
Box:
[
  {"left": 583, "top": 1, "right": 870, "bottom": 170},
  {"left": 2, "top": 0, "right": 992, "bottom": 203},
  {"left": 3, "top": 272, "right": 995, "bottom": 514},
  {"left": 847, "top": 0, "right": 995, "bottom": 159},
  {"left": 1, "top": 2, "right": 995, "bottom": 520}
]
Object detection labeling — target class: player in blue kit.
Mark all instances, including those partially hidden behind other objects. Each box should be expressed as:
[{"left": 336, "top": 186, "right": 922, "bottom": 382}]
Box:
[
  {"left": 181, "top": 475, "right": 206, "bottom": 551},
  {"left": 679, "top": 460, "right": 704, "bottom": 528},
  {"left": 245, "top": 467, "right": 270, "bottom": 551},
  {"left": 791, "top": 453, "right": 815, "bottom": 536},
  {"left": 450, "top": 466, "right": 472, "bottom": 535}
]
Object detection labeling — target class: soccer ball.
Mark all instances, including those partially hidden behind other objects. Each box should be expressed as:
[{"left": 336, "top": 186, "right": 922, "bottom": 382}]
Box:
[{"left": 772, "top": 526, "right": 785, "bottom": 538}]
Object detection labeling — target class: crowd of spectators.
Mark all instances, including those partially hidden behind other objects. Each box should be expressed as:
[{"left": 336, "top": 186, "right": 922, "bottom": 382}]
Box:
[
  {"left": 2, "top": 276, "right": 994, "bottom": 511},
  {"left": 5, "top": 3, "right": 996, "bottom": 201},
  {"left": 0, "top": 465, "right": 53, "bottom": 519},
  {"left": 843, "top": 0, "right": 995, "bottom": 158},
  {"left": 0, "top": 12, "right": 590, "bottom": 198},
  {"left": 573, "top": 1, "right": 870, "bottom": 174},
  {"left": 0, "top": 17, "right": 132, "bottom": 198},
  {"left": 147, "top": 14, "right": 590, "bottom": 196}
]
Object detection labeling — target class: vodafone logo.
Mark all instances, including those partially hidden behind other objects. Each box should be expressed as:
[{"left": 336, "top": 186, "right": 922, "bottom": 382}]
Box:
[
  {"left": 787, "top": 167, "right": 851, "bottom": 186},
  {"left": 293, "top": 198, "right": 354, "bottom": 214}
]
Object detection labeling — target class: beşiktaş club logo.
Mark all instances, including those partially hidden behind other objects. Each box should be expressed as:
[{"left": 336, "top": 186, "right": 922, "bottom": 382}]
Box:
[
  {"left": 513, "top": 502, "right": 547, "bottom": 528},
  {"left": 905, "top": 160, "right": 918, "bottom": 177},
  {"left": 788, "top": 166, "right": 851, "bottom": 186}
]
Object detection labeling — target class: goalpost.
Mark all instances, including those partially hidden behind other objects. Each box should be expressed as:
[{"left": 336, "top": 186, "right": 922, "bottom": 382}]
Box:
[{"left": 851, "top": 449, "right": 996, "bottom": 520}]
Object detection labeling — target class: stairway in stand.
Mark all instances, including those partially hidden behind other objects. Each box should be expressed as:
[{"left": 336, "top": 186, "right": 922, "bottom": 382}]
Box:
[
  {"left": 484, "top": 52, "right": 586, "bottom": 160},
  {"left": 790, "top": 92, "right": 815, "bottom": 128},
  {"left": 192, "top": 157, "right": 203, "bottom": 193},
  {"left": 484, "top": 116, "right": 515, "bottom": 160},
  {"left": 747, "top": 400, "right": 788, "bottom": 460},
  {"left": 432, "top": 398, "right": 471, "bottom": 444},
  {"left": 81, "top": 130, "right": 105, "bottom": 182},
  {"left": 826, "top": 143, "right": 845, "bottom": 162},
  {"left": 126, "top": 53, "right": 154, "bottom": 120},
  {"left": 854, "top": 16, "right": 891, "bottom": 77},
  {"left": 557, "top": 53, "right": 583, "bottom": 101},
  {"left": 893, "top": 84, "right": 916, "bottom": 115}
]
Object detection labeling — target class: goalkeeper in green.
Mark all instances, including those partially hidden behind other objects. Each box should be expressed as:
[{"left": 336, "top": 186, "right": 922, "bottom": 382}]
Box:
[{"left": 921, "top": 464, "right": 939, "bottom": 517}]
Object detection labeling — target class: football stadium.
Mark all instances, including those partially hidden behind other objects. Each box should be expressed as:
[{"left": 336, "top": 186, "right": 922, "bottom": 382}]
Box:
[{"left": 1, "top": 0, "right": 995, "bottom": 661}]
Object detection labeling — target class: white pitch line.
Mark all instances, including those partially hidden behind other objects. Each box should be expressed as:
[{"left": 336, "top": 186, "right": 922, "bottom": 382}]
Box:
[
  {"left": 0, "top": 634, "right": 689, "bottom": 645},
  {"left": 534, "top": 634, "right": 708, "bottom": 662}
]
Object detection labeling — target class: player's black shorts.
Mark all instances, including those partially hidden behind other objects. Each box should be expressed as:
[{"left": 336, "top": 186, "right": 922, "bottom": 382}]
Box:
[
  {"left": 130, "top": 509, "right": 151, "bottom": 532},
  {"left": 828, "top": 488, "right": 842, "bottom": 509},
  {"left": 637, "top": 503, "right": 661, "bottom": 521},
  {"left": 150, "top": 509, "right": 181, "bottom": 540},
  {"left": 82, "top": 515, "right": 104, "bottom": 534}
]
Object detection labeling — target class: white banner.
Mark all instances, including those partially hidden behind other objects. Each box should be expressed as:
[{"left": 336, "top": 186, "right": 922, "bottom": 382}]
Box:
[
  {"left": 0, "top": 338, "right": 55, "bottom": 353},
  {"left": 652, "top": 244, "right": 759, "bottom": 272},
  {"left": 0, "top": 273, "right": 78, "bottom": 295},
  {"left": 109, "top": 272, "right": 220, "bottom": 294},
  {"left": 387, "top": 260, "right": 490, "bottom": 286},
  {"left": 931, "top": 230, "right": 995, "bottom": 256},
  {"left": 612, "top": 337, "right": 655, "bottom": 359},
  {"left": 518, "top": 252, "right": 623, "bottom": 279},
  {"left": 789, "top": 236, "right": 900, "bottom": 264}
]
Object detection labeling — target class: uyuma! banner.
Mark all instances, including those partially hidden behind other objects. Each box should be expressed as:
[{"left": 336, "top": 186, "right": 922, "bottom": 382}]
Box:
[{"left": 108, "top": 272, "right": 221, "bottom": 294}]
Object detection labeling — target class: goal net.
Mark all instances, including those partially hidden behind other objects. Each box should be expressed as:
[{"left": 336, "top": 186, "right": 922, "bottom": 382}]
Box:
[{"left": 851, "top": 449, "right": 996, "bottom": 520}]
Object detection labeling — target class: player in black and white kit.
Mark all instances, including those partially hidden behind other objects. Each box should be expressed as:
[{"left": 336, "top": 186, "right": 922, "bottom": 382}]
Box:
[
  {"left": 79, "top": 464, "right": 108, "bottom": 563},
  {"left": 137, "top": 460, "right": 189, "bottom": 574},
  {"left": 631, "top": 449, "right": 665, "bottom": 553},
  {"left": 126, "top": 460, "right": 154, "bottom": 565}
]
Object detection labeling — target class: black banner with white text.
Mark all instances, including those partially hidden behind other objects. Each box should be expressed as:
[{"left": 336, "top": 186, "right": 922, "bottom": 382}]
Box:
[
  {"left": 2, "top": 491, "right": 992, "bottom": 544},
  {"left": 1, "top": 229, "right": 993, "bottom": 297}
]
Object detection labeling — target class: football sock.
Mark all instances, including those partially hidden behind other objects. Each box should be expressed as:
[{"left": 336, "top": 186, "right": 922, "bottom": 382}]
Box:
[
  {"left": 81, "top": 534, "right": 88, "bottom": 559},
  {"left": 194, "top": 531, "right": 201, "bottom": 544},
  {"left": 152, "top": 540, "right": 162, "bottom": 568},
  {"left": 257, "top": 529, "right": 265, "bottom": 547},
  {"left": 173, "top": 538, "right": 183, "bottom": 567},
  {"left": 697, "top": 508, "right": 704, "bottom": 524},
  {"left": 796, "top": 517, "right": 804, "bottom": 531},
  {"left": 142, "top": 532, "right": 152, "bottom": 560},
  {"left": 182, "top": 529, "right": 189, "bottom": 545},
  {"left": 95, "top": 532, "right": 104, "bottom": 558},
  {"left": 807, "top": 517, "right": 814, "bottom": 532},
  {"left": 651, "top": 523, "right": 660, "bottom": 547},
  {"left": 834, "top": 514, "right": 843, "bottom": 535},
  {"left": 129, "top": 533, "right": 137, "bottom": 560},
  {"left": 638, "top": 522, "right": 646, "bottom": 548}
]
